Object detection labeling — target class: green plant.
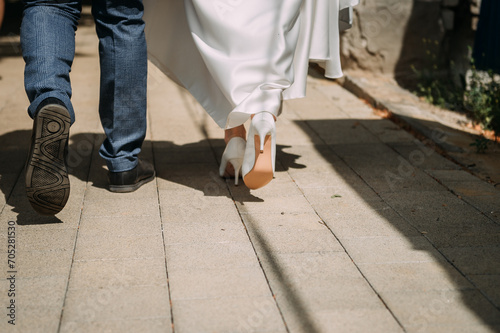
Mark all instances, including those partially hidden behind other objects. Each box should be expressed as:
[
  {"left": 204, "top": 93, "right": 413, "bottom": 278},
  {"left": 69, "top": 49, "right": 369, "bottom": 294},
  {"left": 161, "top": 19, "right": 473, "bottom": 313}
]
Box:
[
  {"left": 413, "top": 73, "right": 463, "bottom": 110},
  {"left": 464, "top": 63, "right": 500, "bottom": 137},
  {"left": 470, "top": 137, "right": 491, "bottom": 153},
  {"left": 411, "top": 39, "right": 464, "bottom": 111},
  {"left": 411, "top": 42, "right": 500, "bottom": 139}
]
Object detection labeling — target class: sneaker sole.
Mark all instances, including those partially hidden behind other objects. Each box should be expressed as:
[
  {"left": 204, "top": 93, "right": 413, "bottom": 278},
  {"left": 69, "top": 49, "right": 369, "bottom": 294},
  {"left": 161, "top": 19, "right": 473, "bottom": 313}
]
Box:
[{"left": 25, "top": 104, "right": 71, "bottom": 215}]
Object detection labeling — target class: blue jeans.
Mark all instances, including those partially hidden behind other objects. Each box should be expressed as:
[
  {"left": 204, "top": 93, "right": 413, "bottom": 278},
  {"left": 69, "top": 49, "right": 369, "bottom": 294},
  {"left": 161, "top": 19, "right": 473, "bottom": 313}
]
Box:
[{"left": 21, "top": 0, "right": 148, "bottom": 172}]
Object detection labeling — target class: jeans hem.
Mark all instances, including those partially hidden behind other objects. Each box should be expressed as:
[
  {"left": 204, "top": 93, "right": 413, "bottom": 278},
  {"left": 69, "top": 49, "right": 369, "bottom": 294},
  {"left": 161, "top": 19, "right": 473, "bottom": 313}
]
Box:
[
  {"left": 104, "top": 157, "right": 139, "bottom": 173},
  {"left": 28, "top": 92, "right": 76, "bottom": 124}
]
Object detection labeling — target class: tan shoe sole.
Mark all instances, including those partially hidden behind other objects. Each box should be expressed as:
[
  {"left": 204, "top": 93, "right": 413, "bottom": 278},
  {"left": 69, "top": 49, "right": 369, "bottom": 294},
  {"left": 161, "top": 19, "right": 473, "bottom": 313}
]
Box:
[{"left": 243, "top": 134, "right": 273, "bottom": 190}]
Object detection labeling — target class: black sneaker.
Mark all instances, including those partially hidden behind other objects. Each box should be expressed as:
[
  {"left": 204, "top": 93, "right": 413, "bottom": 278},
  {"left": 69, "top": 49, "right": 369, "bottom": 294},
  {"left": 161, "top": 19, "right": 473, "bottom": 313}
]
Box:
[
  {"left": 25, "top": 99, "right": 71, "bottom": 215},
  {"left": 108, "top": 159, "right": 155, "bottom": 193}
]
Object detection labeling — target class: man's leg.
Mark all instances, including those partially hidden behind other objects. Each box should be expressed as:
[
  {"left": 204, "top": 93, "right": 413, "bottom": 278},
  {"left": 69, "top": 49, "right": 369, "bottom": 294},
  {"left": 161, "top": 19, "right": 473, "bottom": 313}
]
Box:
[
  {"left": 92, "top": 0, "right": 154, "bottom": 192},
  {"left": 21, "top": 1, "right": 81, "bottom": 215}
]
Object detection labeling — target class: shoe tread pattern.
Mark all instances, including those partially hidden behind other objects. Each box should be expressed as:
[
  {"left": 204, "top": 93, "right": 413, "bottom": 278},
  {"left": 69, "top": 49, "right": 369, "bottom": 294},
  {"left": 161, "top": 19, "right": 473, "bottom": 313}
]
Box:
[{"left": 25, "top": 105, "right": 71, "bottom": 215}]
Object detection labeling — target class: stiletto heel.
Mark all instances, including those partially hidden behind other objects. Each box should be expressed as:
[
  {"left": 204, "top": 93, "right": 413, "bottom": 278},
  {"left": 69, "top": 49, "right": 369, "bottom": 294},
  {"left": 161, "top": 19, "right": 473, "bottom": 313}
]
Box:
[
  {"left": 242, "top": 112, "right": 276, "bottom": 189},
  {"left": 219, "top": 137, "right": 246, "bottom": 185}
]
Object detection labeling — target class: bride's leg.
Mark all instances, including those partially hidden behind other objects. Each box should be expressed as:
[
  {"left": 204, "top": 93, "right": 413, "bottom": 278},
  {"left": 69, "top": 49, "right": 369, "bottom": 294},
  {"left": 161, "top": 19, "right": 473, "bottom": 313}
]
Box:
[
  {"left": 185, "top": 0, "right": 302, "bottom": 188},
  {"left": 225, "top": 125, "right": 246, "bottom": 145}
]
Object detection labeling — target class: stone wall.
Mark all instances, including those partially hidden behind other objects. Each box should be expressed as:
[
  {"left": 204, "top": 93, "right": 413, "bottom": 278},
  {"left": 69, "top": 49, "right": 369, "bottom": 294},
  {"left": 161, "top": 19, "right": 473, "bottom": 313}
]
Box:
[{"left": 340, "top": 0, "right": 480, "bottom": 87}]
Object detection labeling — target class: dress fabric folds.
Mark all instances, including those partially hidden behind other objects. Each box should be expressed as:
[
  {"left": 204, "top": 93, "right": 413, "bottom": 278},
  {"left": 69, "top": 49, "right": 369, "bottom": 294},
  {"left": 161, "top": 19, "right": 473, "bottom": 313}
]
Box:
[{"left": 143, "top": 0, "right": 358, "bottom": 129}]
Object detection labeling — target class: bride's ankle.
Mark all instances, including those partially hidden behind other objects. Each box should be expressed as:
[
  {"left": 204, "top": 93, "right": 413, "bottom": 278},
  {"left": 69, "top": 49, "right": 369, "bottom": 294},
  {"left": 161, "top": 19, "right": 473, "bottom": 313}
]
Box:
[{"left": 224, "top": 125, "right": 246, "bottom": 144}]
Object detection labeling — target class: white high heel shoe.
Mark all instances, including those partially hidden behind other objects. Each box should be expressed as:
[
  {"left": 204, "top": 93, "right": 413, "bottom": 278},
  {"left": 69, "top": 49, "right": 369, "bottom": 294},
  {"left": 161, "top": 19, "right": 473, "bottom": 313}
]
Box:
[
  {"left": 242, "top": 112, "right": 276, "bottom": 190},
  {"left": 219, "top": 136, "right": 246, "bottom": 185}
]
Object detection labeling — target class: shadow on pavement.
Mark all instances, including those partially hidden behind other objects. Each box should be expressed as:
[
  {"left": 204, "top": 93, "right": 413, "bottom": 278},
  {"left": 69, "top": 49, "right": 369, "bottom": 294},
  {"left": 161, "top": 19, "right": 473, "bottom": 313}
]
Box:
[
  {"left": 290, "top": 118, "right": 499, "bottom": 331},
  {"left": 244, "top": 226, "right": 322, "bottom": 333},
  {"left": 0, "top": 130, "right": 304, "bottom": 223}
]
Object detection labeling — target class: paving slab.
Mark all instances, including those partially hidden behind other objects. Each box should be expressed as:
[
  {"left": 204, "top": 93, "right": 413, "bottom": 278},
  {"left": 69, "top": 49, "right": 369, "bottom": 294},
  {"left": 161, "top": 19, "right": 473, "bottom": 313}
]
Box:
[
  {"left": 381, "top": 289, "right": 500, "bottom": 330},
  {"left": 74, "top": 232, "right": 165, "bottom": 261},
  {"left": 313, "top": 309, "right": 404, "bottom": 333},
  {"left": 168, "top": 266, "right": 271, "bottom": 300},
  {"left": 163, "top": 222, "right": 249, "bottom": 245},
  {"left": 427, "top": 169, "right": 500, "bottom": 223},
  {"left": 81, "top": 197, "right": 160, "bottom": 218},
  {"left": 78, "top": 215, "right": 162, "bottom": 236},
  {"left": 439, "top": 246, "right": 500, "bottom": 275},
  {"left": 388, "top": 141, "right": 462, "bottom": 170},
  {"left": 340, "top": 236, "right": 444, "bottom": 264},
  {"left": 235, "top": 195, "right": 318, "bottom": 215},
  {"left": 0, "top": 275, "right": 68, "bottom": 332},
  {"left": 68, "top": 257, "right": 168, "bottom": 290},
  {"left": 165, "top": 241, "right": 259, "bottom": 271},
  {"left": 359, "top": 118, "right": 417, "bottom": 144},
  {"left": 246, "top": 227, "right": 344, "bottom": 254},
  {"left": 357, "top": 261, "right": 474, "bottom": 292},
  {"left": 468, "top": 275, "right": 500, "bottom": 308},
  {"left": 60, "top": 318, "right": 172, "bottom": 333},
  {"left": 405, "top": 324, "right": 500, "bottom": 333},
  {"left": 256, "top": 250, "right": 401, "bottom": 333},
  {"left": 172, "top": 296, "right": 287, "bottom": 333},
  {"left": 61, "top": 285, "right": 171, "bottom": 322},
  {"left": 2, "top": 249, "right": 73, "bottom": 279}
]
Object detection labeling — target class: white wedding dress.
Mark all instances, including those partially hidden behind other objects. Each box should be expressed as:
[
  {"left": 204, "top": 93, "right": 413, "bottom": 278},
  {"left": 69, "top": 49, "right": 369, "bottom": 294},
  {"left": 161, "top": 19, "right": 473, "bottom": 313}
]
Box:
[{"left": 143, "top": 0, "right": 358, "bottom": 129}]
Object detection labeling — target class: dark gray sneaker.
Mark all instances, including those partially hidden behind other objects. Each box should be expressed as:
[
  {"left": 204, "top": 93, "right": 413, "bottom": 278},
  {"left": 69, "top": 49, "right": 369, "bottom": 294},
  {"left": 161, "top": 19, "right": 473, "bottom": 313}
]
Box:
[
  {"left": 25, "top": 99, "right": 71, "bottom": 215},
  {"left": 108, "top": 159, "right": 155, "bottom": 193}
]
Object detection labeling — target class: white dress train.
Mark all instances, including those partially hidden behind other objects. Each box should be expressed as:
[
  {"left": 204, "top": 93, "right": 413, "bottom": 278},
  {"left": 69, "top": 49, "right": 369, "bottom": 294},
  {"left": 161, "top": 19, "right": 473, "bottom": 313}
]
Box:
[{"left": 143, "top": 0, "right": 358, "bottom": 129}]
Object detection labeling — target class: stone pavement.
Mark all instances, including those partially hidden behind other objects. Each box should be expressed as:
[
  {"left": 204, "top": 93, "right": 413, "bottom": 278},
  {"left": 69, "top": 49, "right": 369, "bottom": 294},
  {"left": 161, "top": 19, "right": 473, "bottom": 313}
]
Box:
[
  {"left": 342, "top": 70, "right": 500, "bottom": 186},
  {"left": 1, "top": 8, "right": 500, "bottom": 333}
]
